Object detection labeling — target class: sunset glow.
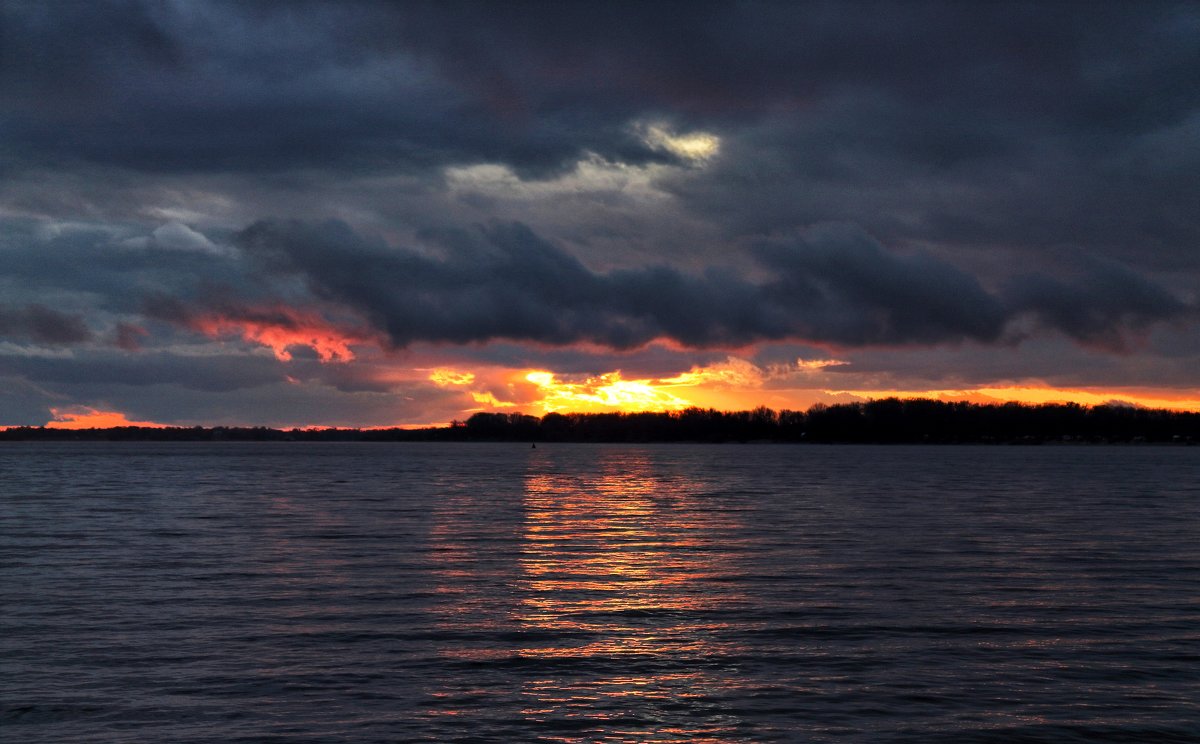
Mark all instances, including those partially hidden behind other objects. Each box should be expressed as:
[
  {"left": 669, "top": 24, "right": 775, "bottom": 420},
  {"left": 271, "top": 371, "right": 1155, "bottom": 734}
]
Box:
[
  {"left": 45, "top": 407, "right": 167, "bottom": 429},
  {"left": 428, "top": 369, "right": 476, "bottom": 386},
  {"left": 8, "top": 7, "right": 1200, "bottom": 744},
  {"left": 504, "top": 380, "right": 1200, "bottom": 418},
  {"left": 407, "top": 355, "right": 1200, "bottom": 425},
  {"left": 829, "top": 387, "right": 1200, "bottom": 413},
  {"left": 16, "top": 375, "right": 1200, "bottom": 431},
  {"left": 4, "top": 3, "right": 1198, "bottom": 431},
  {"left": 524, "top": 370, "right": 693, "bottom": 413},
  {"left": 419, "top": 356, "right": 1200, "bottom": 422}
]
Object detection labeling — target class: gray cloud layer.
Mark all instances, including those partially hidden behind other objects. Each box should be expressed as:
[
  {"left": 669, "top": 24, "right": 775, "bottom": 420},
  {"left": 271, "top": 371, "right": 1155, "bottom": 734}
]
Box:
[
  {"left": 4, "top": 1, "right": 1197, "bottom": 260},
  {"left": 2, "top": 217, "right": 1186, "bottom": 356},
  {"left": 3, "top": 1, "right": 1199, "bottom": 424},
  {"left": 221, "top": 219, "right": 1191, "bottom": 352},
  {"left": 0, "top": 304, "right": 93, "bottom": 345}
]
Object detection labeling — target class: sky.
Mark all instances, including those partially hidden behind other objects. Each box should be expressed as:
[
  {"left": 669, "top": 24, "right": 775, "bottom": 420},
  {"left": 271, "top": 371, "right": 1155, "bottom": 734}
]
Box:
[{"left": 2, "top": 1, "right": 1199, "bottom": 428}]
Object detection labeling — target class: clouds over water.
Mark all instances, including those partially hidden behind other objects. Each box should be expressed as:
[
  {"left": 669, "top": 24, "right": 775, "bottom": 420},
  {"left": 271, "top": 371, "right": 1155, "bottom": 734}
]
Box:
[{"left": 2, "top": 1, "right": 1199, "bottom": 424}]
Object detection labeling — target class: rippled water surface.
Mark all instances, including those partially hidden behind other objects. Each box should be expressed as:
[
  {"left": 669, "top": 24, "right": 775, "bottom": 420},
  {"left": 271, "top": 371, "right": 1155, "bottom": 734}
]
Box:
[{"left": 3, "top": 443, "right": 1199, "bottom": 742}]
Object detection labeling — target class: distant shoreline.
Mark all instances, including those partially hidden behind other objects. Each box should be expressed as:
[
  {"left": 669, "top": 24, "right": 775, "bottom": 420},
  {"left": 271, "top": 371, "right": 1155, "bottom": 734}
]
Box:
[{"left": 3, "top": 399, "right": 1197, "bottom": 445}]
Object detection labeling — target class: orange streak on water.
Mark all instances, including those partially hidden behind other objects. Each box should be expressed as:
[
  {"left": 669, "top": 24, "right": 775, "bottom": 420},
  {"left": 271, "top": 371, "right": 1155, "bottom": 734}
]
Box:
[{"left": 513, "top": 453, "right": 753, "bottom": 740}]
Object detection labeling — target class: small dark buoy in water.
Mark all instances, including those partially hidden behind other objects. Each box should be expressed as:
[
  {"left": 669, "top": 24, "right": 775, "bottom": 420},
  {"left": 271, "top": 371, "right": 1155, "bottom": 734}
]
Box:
[{"left": 531, "top": 443, "right": 536, "bottom": 449}]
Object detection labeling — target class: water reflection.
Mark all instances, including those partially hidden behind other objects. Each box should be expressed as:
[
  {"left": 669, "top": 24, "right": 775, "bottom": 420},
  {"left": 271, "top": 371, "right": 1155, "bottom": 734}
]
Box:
[
  {"left": 420, "top": 468, "right": 529, "bottom": 730},
  {"left": 256, "top": 487, "right": 353, "bottom": 629},
  {"left": 516, "top": 451, "right": 754, "bottom": 742}
]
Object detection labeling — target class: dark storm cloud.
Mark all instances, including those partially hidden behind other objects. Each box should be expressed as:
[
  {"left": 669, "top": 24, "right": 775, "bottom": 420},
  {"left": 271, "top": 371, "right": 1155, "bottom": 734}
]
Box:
[
  {"left": 1, "top": 210, "right": 1191, "bottom": 361},
  {"left": 4, "top": 1, "right": 1198, "bottom": 281},
  {"left": 671, "top": 99, "right": 1200, "bottom": 266},
  {"left": 226, "top": 219, "right": 1190, "bottom": 352},
  {"left": 0, "top": 0, "right": 662, "bottom": 176},
  {"left": 394, "top": 1, "right": 1199, "bottom": 264},
  {"left": 0, "top": 304, "right": 93, "bottom": 345},
  {"left": 234, "top": 218, "right": 745, "bottom": 349},
  {"left": 1006, "top": 262, "right": 1193, "bottom": 350},
  {"left": 753, "top": 225, "right": 1008, "bottom": 345},
  {"left": 233, "top": 220, "right": 974, "bottom": 348},
  {"left": 6, "top": 2, "right": 1197, "bottom": 183}
]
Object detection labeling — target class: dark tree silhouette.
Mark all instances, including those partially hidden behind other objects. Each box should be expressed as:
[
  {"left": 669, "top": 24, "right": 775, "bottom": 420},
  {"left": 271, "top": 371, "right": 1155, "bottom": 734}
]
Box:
[{"left": 3, "top": 400, "right": 1197, "bottom": 444}]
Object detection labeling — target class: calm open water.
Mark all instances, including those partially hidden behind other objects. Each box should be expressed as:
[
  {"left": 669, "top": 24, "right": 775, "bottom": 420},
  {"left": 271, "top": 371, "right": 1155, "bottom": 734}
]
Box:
[{"left": 2, "top": 442, "right": 1198, "bottom": 743}]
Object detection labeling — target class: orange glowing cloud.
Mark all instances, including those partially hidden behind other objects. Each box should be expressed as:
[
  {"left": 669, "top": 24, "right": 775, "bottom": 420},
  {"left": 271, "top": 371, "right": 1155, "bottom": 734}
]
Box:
[
  {"left": 426, "top": 367, "right": 518, "bottom": 408},
  {"left": 428, "top": 368, "right": 476, "bottom": 386},
  {"left": 658, "top": 357, "right": 765, "bottom": 387},
  {"left": 192, "top": 306, "right": 378, "bottom": 362},
  {"left": 509, "top": 357, "right": 816, "bottom": 414},
  {"left": 417, "top": 357, "right": 823, "bottom": 416},
  {"left": 470, "top": 390, "right": 518, "bottom": 408},
  {"left": 46, "top": 406, "right": 167, "bottom": 429}
]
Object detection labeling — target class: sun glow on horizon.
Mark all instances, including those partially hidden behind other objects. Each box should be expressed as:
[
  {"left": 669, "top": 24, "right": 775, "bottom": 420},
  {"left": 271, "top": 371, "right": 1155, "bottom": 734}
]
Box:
[
  {"left": 10, "top": 378, "right": 1198, "bottom": 433},
  {"left": 45, "top": 406, "right": 167, "bottom": 429},
  {"left": 420, "top": 355, "right": 1200, "bottom": 421},
  {"left": 29, "top": 361, "right": 1190, "bottom": 433},
  {"left": 524, "top": 370, "right": 694, "bottom": 413}
]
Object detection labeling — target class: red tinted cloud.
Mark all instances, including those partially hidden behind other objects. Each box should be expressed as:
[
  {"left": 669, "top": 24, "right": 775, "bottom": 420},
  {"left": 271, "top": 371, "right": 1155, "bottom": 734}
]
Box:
[{"left": 190, "top": 305, "right": 380, "bottom": 363}]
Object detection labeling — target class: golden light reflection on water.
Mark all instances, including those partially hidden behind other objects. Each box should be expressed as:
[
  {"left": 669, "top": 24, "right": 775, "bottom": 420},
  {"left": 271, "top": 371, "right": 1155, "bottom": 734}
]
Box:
[
  {"left": 515, "top": 452, "right": 754, "bottom": 741},
  {"left": 417, "top": 452, "right": 763, "bottom": 739}
]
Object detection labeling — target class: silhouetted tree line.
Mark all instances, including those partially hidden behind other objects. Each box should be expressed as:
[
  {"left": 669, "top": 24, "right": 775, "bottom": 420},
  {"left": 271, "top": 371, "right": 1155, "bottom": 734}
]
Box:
[{"left": 3, "top": 399, "right": 1199, "bottom": 443}]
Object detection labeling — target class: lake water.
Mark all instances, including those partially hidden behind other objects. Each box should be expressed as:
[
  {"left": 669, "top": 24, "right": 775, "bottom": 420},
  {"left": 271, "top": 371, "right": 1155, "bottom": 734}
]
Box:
[{"left": 2, "top": 443, "right": 1198, "bottom": 742}]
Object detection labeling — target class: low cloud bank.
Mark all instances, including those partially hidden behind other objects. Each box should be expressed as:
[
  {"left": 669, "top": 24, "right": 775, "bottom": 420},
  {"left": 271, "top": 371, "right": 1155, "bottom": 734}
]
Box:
[{"left": 218, "top": 219, "right": 1192, "bottom": 353}]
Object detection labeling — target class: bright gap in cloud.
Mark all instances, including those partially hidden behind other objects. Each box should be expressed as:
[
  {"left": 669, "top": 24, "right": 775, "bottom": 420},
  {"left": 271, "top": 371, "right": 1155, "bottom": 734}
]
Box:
[
  {"left": 523, "top": 370, "right": 693, "bottom": 413},
  {"left": 638, "top": 123, "right": 721, "bottom": 163}
]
